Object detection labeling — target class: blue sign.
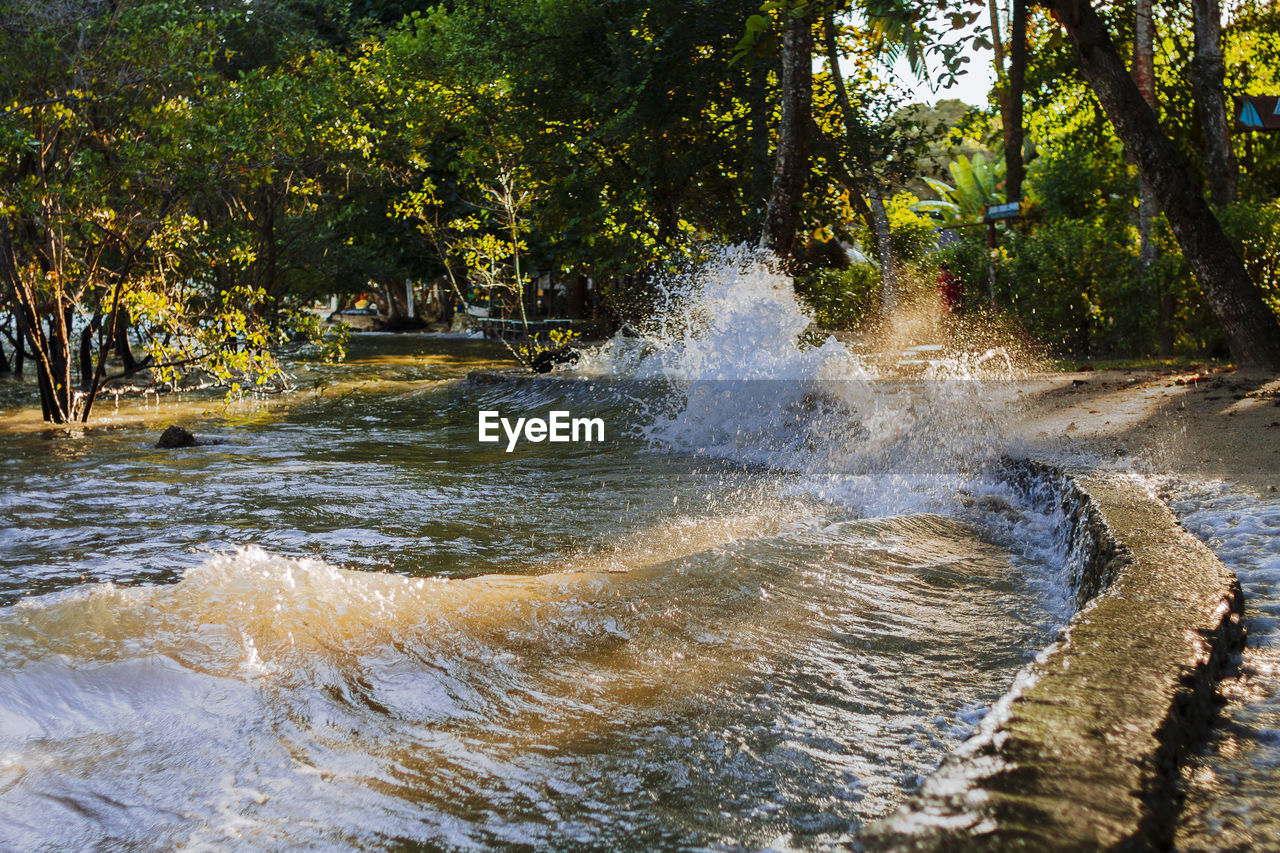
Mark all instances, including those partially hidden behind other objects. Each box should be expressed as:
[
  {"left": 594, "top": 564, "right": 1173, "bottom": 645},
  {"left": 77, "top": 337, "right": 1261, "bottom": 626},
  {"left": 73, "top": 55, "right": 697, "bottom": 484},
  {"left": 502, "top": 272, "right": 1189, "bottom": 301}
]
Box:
[{"left": 984, "top": 202, "right": 1022, "bottom": 221}]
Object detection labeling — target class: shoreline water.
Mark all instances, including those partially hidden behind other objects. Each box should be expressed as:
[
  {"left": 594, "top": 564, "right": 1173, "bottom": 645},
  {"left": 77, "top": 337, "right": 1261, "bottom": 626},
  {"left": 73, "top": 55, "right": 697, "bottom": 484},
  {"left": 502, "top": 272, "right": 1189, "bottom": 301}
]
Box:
[{"left": 2, "top": 264, "right": 1278, "bottom": 850}]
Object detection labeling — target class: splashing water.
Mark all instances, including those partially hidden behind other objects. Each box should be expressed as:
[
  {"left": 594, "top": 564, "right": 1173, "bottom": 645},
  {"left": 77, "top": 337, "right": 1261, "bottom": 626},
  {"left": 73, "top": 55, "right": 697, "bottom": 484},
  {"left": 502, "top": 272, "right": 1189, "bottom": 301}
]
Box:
[
  {"left": 580, "top": 246, "right": 1031, "bottom": 514},
  {"left": 0, "top": 251, "right": 1078, "bottom": 852}
]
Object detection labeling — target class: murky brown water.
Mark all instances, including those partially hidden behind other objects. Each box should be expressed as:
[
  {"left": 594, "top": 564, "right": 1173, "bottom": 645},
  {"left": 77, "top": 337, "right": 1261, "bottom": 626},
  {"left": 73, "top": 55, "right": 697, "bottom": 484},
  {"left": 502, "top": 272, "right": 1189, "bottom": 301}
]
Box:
[{"left": 0, "top": 334, "right": 1067, "bottom": 851}]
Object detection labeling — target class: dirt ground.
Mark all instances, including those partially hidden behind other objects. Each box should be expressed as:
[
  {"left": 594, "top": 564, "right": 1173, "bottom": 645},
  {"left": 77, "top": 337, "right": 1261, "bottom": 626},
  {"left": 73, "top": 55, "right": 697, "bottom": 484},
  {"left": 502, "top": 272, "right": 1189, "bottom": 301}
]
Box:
[{"left": 1012, "top": 366, "right": 1280, "bottom": 494}]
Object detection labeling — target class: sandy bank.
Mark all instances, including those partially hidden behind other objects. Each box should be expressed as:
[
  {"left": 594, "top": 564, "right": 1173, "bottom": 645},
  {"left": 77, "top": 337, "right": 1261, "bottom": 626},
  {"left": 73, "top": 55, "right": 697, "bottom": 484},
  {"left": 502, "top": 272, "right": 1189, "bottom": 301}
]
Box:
[{"left": 1012, "top": 367, "right": 1280, "bottom": 494}]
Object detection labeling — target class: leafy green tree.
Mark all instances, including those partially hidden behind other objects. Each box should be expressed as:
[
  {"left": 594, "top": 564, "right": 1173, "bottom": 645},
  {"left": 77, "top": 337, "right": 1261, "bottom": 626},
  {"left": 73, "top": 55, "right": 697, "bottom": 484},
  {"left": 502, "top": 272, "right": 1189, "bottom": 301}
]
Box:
[{"left": 0, "top": 1, "right": 348, "bottom": 423}]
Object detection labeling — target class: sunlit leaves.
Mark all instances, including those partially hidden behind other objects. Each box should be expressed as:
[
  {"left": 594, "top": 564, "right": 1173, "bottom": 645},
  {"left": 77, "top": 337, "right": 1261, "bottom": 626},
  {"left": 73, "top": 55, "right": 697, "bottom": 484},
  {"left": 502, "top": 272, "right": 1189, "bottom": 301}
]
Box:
[{"left": 912, "top": 152, "right": 1006, "bottom": 224}]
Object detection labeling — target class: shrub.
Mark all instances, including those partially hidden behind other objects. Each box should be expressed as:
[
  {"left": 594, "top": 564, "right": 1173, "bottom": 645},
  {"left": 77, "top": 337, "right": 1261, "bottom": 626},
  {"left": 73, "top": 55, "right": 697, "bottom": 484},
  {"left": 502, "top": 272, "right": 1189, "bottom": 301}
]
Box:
[
  {"left": 1218, "top": 200, "right": 1280, "bottom": 319},
  {"left": 795, "top": 264, "right": 881, "bottom": 330}
]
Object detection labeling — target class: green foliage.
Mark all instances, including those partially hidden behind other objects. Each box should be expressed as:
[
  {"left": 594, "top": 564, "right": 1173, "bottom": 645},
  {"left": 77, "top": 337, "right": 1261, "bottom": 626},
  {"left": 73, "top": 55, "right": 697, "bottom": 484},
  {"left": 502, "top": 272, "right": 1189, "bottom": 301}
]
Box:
[
  {"left": 1023, "top": 138, "right": 1130, "bottom": 224},
  {"left": 929, "top": 238, "right": 989, "bottom": 311},
  {"left": 2, "top": 0, "right": 1277, "bottom": 412},
  {"left": 0, "top": 0, "right": 354, "bottom": 421},
  {"left": 883, "top": 194, "right": 939, "bottom": 263},
  {"left": 932, "top": 205, "right": 1280, "bottom": 361},
  {"left": 795, "top": 264, "right": 881, "bottom": 330},
  {"left": 1218, "top": 200, "right": 1280, "bottom": 318},
  {"left": 913, "top": 152, "right": 1005, "bottom": 225},
  {"left": 897, "top": 99, "right": 991, "bottom": 198},
  {"left": 995, "top": 221, "right": 1139, "bottom": 358}
]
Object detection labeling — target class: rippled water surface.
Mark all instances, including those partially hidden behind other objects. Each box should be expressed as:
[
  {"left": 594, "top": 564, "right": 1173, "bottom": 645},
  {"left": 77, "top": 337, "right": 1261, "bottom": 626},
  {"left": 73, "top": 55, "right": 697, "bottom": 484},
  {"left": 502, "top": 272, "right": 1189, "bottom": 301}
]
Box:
[
  {"left": 1172, "top": 485, "right": 1280, "bottom": 852},
  {"left": 0, "top": 259, "right": 1072, "bottom": 851}
]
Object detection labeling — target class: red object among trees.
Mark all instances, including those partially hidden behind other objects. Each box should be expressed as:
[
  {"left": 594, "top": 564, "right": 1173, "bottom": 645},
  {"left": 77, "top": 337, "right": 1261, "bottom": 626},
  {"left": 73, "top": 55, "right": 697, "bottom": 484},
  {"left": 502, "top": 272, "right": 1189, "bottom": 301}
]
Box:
[{"left": 937, "top": 267, "right": 963, "bottom": 315}]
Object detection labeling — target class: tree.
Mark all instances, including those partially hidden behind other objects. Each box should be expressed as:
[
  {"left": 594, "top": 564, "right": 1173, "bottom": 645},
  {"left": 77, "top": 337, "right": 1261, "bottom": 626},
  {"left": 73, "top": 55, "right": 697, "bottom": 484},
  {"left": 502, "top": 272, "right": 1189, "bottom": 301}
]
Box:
[
  {"left": 1131, "top": 0, "right": 1166, "bottom": 354},
  {"left": 1190, "top": 0, "right": 1237, "bottom": 206},
  {"left": 1040, "top": 0, "right": 1280, "bottom": 368},
  {"left": 914, "top": 152, "right": 1007, "bottom": 224},
  {"left": 1007, "top": 0, "right": 1028, "bottom": 201},
  {"left": 0, "top": 2, "right": 344, "bottom": 423},
  {"left": 817, "top": 9, "right": 933, "bottom": 310},
  {"left": 760, "top": 4, "right": 814, "bottom": 260}
]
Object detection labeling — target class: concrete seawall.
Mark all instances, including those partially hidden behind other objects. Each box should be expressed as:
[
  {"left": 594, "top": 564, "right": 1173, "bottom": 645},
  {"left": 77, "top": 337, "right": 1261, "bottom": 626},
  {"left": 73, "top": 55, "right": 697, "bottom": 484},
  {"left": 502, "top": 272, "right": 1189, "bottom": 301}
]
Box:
[{"left": 866, "top": 462, "right": 1245, "bottom": 852}]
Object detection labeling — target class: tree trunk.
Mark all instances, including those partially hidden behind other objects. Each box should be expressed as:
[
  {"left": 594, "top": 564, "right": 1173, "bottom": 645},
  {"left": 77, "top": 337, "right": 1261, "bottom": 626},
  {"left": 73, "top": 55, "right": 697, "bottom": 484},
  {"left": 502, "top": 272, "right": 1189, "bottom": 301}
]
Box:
[
  {"left": 1006, "top": 0, "right": 1028, "bottom": 201},
  {"left": 381, "top": 280, "right": 405, "bottom": 322},
  {"left": 114, "top": 307, "right": 138, "bottom": 373},
  {"left": 38, "top": 311, "right": 73, "bottom": 424},
  {"left": 51, "top": 306, "right": 74, "bottom": 421},
  {"left": 869, "top": 190, "right": 898, "bottom": 312},
  {"left": 822, "top": 12, "right": 898, "bottom": 309},
  {"left": 1190, "top": 0, "right": 1238, "bottom": 206},
  {"left": 989, "top": 0, "right": 1013, "bottom": 173},
  {"left": 747, "top": 65, "right": 773, "bottom": 236},
  {"left": 565, "top": 275, "right": 588, "bottom": 320},
  {"left": 0, "top": 221, "right": 76, "bottom": 422},
  {"left": 79, "top": 319, "right": 97, "bottom": 390},
  {"left": 1043, "top": 0, "right": 1280, "bottom": 367},
  {"left": 12, "top": 307, "right": 23, "bottom": 377},
  {"left": 1131, "top": 0, "right": 1165, "bottom": 356},
  {"left": 760, "top": 7, "right": 812, "bottom": 261}
]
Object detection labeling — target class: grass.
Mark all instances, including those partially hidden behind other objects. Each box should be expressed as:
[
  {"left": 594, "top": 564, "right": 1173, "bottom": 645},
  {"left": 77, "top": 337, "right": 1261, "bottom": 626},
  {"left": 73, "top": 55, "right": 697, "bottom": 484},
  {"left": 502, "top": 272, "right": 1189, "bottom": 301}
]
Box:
[{"left": 1051, "top": 356, "right": 1234, "bottom": 373}]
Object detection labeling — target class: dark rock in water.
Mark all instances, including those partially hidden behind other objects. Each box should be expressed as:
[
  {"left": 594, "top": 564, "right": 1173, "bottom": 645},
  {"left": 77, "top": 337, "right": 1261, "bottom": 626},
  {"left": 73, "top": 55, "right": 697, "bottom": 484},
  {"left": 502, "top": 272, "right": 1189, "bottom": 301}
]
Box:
[
  {"left": 531, "top": 347, "right": 581, "bottom": 374},
  {"left": 383, "top": 316, "right": 428, "bottom": 332},
  {"left": 156, "top": 425, "right": 198, "bottom": 448}
]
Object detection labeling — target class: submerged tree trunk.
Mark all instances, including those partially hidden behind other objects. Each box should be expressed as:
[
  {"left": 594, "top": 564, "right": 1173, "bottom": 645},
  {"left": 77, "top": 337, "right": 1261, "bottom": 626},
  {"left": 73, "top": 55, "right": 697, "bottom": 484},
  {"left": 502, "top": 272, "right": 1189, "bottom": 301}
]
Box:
[
  {"left": 1, "top": 221, "right": 78, "bottom": 422},
  {"left": 760, "top": 7, "right": 812, "bottom": 261},
  {"left": 1191, "top": 0, "right": 1238, "bottom": 206},
  {"left": 12, "top": 306, "right": 23, "bottom": 377},
  {"left": 79, "top": 319, "right": 98, "bottom": 390},
  {"left": 1043, "top": 0, "right": 1280, "bottom": 367},
  {"left": 114, "top": 307, "right": 138, "bottom": 374}
]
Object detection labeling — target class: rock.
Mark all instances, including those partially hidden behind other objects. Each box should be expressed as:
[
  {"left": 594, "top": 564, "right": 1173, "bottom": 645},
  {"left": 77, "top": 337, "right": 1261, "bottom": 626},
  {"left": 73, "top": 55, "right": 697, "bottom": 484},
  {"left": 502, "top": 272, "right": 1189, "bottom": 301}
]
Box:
[{"left": 156, "top": 425, "right": 198, "bottom": 449}]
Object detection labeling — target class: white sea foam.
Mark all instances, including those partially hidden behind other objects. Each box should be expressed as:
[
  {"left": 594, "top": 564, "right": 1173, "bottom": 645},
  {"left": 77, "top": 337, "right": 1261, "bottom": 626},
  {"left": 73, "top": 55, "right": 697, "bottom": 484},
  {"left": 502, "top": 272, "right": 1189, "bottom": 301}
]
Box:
[
  {"left": 578, "top": 247, "right": 1073, "bottom": 625},
  {"left": 580, "top": 247, "right": 1028, "bottom": 503}
]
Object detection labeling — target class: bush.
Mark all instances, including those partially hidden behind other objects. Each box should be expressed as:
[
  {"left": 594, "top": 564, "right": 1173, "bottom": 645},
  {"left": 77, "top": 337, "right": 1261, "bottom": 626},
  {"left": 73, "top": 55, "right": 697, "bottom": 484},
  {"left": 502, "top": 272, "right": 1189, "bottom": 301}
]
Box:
[
  {"left": 885, "top": 194, "right": 941, "bottom": 264},
  {"left": 795, "top": 264, "right": 881, "bottom": 330},
  {"left": 929, "top": 223, "right": 1139, "bottom": 359},
  {"left": 1218, "top": 200, "right": 1280, "bottom": 319},
  {"left": 850, "top": 194, "right": 941, "bottom": 268},
  {"left": 998, "top": 220, "right": 1141, "bottom": 357},
  {"left": 801, "top": 202, "right": 1280, "bottom": 359},
  {"left": 929, "top": 238, "right": 990, "bottom": 311}
]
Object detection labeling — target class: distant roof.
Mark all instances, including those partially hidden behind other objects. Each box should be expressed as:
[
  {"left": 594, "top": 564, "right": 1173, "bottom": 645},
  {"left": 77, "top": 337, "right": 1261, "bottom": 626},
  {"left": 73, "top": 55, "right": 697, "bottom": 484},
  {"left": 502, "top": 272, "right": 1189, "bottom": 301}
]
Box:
[{"left": 1235, "top": 95, "right": 1280, "bottom": 131}]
